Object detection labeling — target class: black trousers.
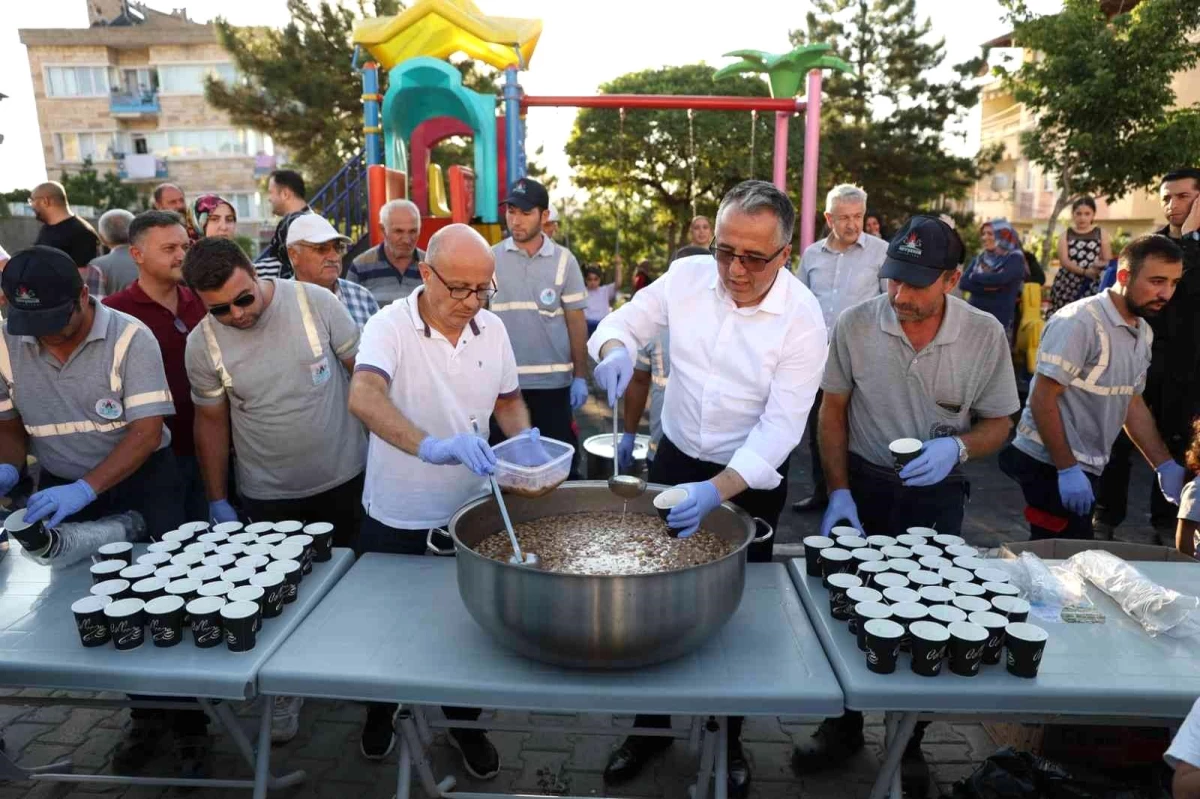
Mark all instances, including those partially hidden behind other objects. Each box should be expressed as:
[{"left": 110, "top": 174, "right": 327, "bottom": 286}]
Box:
[
  {"left": 240, "top": 472, "right": 364, "bottom": 551},
  {"left": 39, "top": 447, "right": 186, "bottom": 541},
  {"left": 358, "top": 515, "right": 480, "bottom": 727},
  {"left": 806, "top": 389, "right": 826, "bottom": 499},
  {"left": 490, "top": 386, "right": 580, "bottom": 479},
  {"left": 999, "top": 445, "right": 1098, "bottom": 540},
  {"left": 1094, "top": 431, "right": 1177, "bottom": 531},
  {"left": 630, "top": 436, "right": 788, "bottom": 748}
]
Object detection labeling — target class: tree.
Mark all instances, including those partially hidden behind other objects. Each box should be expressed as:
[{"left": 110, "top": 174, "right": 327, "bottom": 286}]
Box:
[
  {"left": 565, "top": 64, "right": 773, "bottom": 254},
  {"left": 998, "top": 0, "right": 1200, "bottom": 262},
  {"left": 59, "top": 159, "right": 143, "bottom": 212},
  {"left": 789, "top": 0, "right": 1000, "bottom": 232},
  {"left": 561, "top": 190, "right": 675, "bottom": 277}
]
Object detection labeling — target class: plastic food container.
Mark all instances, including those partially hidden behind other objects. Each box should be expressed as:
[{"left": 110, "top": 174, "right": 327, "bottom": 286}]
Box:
[{"left": 492, "top": 435, "right": 574, "bottom": 498}]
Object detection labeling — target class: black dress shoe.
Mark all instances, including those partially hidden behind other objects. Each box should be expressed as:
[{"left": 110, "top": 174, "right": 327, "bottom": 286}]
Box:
[
  {"left": 791, "top": 720, "right": 865, "bottom": 773},
  {"left": 727, "top": 739, "right": 751, "bottom": 799},
  {"left": 900, "top": 743, "right": 930, "bottom": 797},
  {"left": 603, "top": 736, "right": 671, "bottom": 785},
  {"left": 791, "top": 494, "right": 828, "bottom": 512}
]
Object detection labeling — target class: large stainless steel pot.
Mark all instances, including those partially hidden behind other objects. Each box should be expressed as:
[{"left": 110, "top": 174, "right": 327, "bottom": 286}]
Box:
[{"left": 436, "top": 481, "right": 772, "bottom": 669}]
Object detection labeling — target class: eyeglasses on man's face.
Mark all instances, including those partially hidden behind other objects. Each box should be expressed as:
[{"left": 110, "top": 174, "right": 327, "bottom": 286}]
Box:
[
  {"left": 294, "top": 240, "right": 347, "bottom": 257},
  {"left": 424, "top": 262, "right": 497, "bottom": 302},
  {"left": 708, "top": 242, "right": 788, "bottom": 273}
]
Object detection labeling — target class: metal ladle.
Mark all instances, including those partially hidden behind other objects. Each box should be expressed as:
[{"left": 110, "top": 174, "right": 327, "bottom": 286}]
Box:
[
  {"left": 608, "top": 401, "right": 647, "bottom": 500},
  {"left": 472, "top": 417, "right": 540, "bottom": 569}
]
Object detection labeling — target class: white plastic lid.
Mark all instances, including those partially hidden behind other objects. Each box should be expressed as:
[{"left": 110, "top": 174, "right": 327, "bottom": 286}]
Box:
[
  {"left": 895, "top": 534, "right": 926, "bottom": 547},
  {"left": 170, "top": 551, "right": 205, "bottom": 567},
  {"left": 243, "top": 543, "right": 273, "bottom": 557},
  {"left": 4, "top": 508, "right": 33, "bottom": 532},
  {"left": 197, "top": 531, "right": 228, "bottom": 544},
  {"left": 147, "top": 540, "right": 181, "bottom": 553},
  {"left": 880, "top": 546, "right": 913, "bottom": 559},
  {"left": 919, "top": 556, "right": 953, "bottom": 571},
  {"left": 220, "top": 600, "right": 258, "bottom": 620},
  {"left": 866, "top": 535, "right": 897, "bottom": 547},
  {"left": 236, "top": 555, "right": 270, "bottom": 571},
  {"left": 919, "top": 586, "right": 956, "bottom": 604},
  {"left": 874, "top": 573, "right": 909, "bottom": 588},
  {"left": 933, "top": 534, "right": 966, "bottom": 547},
  {"left": 72, "top": 595, "right": 112, "bottom": 614},
  {"left": 831, "top": 526, "right": 863, "bottom": 539},
  {"left": 949, "top": 581, "right": 985, "bottom": 597},
  {"left": 983, "top": 581, "right": 1020, "bottom": 596},
  {"left": 852, "top": 548, "right": 884, "bottom": 562},
  {"left": 156, "top": 563, "right": 190, "bottom": 581},
  {"left": 145, "top": 595, "right": 185, "bottom": 614},
  {"left": 993, "top": 596, "right": 1031, "bottom": 614},
  {"left": 229, "top": 533, "right": 259, "bottom": 545},
  {"left": 910, "top": 545, "right": 943, "bottom": 558},
  {"left": 258, "top": 533, "right": 288, "bottom": 545},
  {"left": 939, "top": 567, "right": 974, "bottom": 583},
  {"left": 202, "top": 553, "right": 236, "bottom": 568},
  {"left": 184, "top": 541, "right": 217, "bottom": 555},
  {"left": 974, "top": 567, "right": 1011, "bottom": 584},
  {"left": 161, "top": 529, "right": 191, "bottom": 542},
  {"left": 908, "top": 570, "right": 941, "bottom": 586},
  {"left": 136, "top": 552, "right": 171, "bottom": 566},
  {"left": 222, "top": 567, "right": 254, "bottom": 584},
  {"left": 283, "top": 534, "right": 312, "bottom": 546},
  {"left": 944, "top": 545, "right": 978, "bottom": 558},
  {"left": 836, "top": 535, "right": 868, "bottom": 550},
  {"left": 885, "top": 559, "right": 918, "bottom": 573},
  {"left": 906, "top": 526, "right": 938, "bottom": 537},
  {"left": 132, "top": 577, "right": 166, "bottom": 593},
  {"left": 214, "top": 545, "right": 243, "bottom": 557},
  {"left": 820, "top": 547, "right": 851, "bottom": 562},
  {"left": 889, "top": 438, "right": 922, "bottom": 455},
  {"left": 845, "top": 586, "right": 882, "bottom": 604},
  {"left": 302, "top": 522, "right": 333, "bottom": 536}
]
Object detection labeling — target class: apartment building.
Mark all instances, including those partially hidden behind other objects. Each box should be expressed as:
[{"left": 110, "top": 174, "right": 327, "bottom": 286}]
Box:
[{"left": 18, "top": 0, "right": 277, "bottom": 237}]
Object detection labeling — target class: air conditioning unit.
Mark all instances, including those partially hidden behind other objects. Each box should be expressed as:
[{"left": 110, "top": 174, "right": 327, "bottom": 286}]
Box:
[{"left": 990, "top": 174, "right": 1012, "bottom": 192}]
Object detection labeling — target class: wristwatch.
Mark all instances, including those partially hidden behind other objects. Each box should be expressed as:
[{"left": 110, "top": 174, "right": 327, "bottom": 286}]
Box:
[{"left": 952, "top": 436, "right": 969, "bottom": 464}]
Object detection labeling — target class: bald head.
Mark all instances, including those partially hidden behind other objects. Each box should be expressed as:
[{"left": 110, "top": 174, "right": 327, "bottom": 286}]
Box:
[
  {"left": 32, "top": 182, "right": 67, "bottom": 208},
  {"left": 420, "top": 224, "right": 495, "bottom": 333},
  {"left": 153, "top": 183, "right": 186, "bottom": 213},
  {"left": 426, "top": 224, "right": 494, "bottom": 277}
]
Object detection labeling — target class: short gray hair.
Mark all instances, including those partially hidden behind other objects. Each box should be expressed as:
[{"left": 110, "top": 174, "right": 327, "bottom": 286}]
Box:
[
  {"left": 716, "top": 180, "right": 796, "bottom": 247},
  {"left": 825, "top": 184, "right": 867, "bottom": 213},
  {"left": 380, "top": 199, "right": 421, "bottom": 229},
  {"left": 98, "top": 209, "right": 134, "bottom": 246}
]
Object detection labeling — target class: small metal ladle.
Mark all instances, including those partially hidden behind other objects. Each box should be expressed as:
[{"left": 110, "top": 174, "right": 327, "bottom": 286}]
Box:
[{"left": 607, "top": 401, "right": 647, "bottom": 500}]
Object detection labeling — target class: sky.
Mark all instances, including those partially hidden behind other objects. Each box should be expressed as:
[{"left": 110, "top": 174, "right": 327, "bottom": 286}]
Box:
[{"left": 0, "top": 0, "right": 1047, "bottom": 196}]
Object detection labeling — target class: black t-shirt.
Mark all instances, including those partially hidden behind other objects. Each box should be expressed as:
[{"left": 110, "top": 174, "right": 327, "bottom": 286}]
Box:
[{"left": 34, "top": 215, "right": 101, "bottom": 267}]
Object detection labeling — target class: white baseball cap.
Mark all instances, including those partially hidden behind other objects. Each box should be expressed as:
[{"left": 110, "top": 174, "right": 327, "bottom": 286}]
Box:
[{"left": 286, "top": 213, "right": 350, "bottom": 247}]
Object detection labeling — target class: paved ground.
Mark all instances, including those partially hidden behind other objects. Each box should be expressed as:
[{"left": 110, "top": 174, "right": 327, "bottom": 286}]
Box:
[{"left": 0, "top": 395, "right": 1166, "bottom": 799}]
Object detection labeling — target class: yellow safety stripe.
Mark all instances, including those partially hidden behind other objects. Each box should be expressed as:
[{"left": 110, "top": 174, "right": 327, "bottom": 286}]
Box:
[
  {"left": 294, "top": 282, "right": 324, "bottom": 359},
  {"left": 125, "top": 390, "right": 172, "bottom": 410},
  {"left": 200, "top": 316, "right": 233, "bottom": 393},
  {"left": 26, "top": 419, "right": 127, "bottom": 438},
  {"left": 335, "top": 334, "right": 359, "bottom": 358},
  {"left": 560, "top": 292, "right": 586, "bottom": 303},
  {"left": 516, "top": 363, "right": 573, "bottom": 375},
  {"left": 491, "top": 301, "right": 539, "bottom": 312},
  {"left": 553, "top": 248, "right": 568, "bottom": 288},
  {"left": 109, "top": 323, "right": 138, "bottom": 393}
]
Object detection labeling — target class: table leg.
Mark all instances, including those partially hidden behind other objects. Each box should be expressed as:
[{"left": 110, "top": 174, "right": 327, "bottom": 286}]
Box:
[
  {"left": 714, "top": 717, "right": 728, "bottom": 799},
  {"left": 415, "top": 705, "right": 434, "bottom": 747},
  {"left": 252, "top": 699, "right": 272, "bottom": 799},
  {"left": 397, "top": 726, "right": 413, "bottom": 799},
  {"left": 687, "top": 715, "right": 702, "bottom": 756},
  {"left": 397, "top": 707, "right": 456, "bottom": 797},
  {"left": 690, "top": 717, "right": 719, "bottom": 799},
  {"left": 869, "top": 711, "right": 919, "bottom": 799}
]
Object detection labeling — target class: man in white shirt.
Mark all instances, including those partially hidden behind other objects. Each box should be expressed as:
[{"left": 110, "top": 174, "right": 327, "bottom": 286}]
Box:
[
  {"left": 792, "top": 184, "right": 888, "bottom": 513},
  {"left": 590, "top": 180, "right": 828, "bottom": 798},
  {"left": 1167, "top": 697, "right": 1200, "bottom": 799},
  {"left": 347, "top": 223, "right": 536, "bottom": 777}
]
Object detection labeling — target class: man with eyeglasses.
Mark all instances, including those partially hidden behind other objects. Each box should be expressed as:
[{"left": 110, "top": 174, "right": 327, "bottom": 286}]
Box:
[
  {"left": 590, "top": 180, "right": 828, "bottom": 798},
  {"left": 347, "top": 224, "right": 537, "bottom": 774},
  {"left": 287, "top": 214, "right": 379, "bottom": 329}
]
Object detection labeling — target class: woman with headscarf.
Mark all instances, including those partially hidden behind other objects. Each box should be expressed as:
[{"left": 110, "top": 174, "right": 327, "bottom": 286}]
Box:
[
  {"left": 959, "top": 218, "right": 1027, "bottom": 335},
  {"left": 193, "top": 194, "right": 238, "bottom": 240}
]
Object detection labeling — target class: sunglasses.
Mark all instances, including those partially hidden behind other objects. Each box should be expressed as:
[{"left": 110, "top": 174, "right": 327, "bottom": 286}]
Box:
[
  {"left": 208, "top": 292, "right": 256, "bottom": 317},
  {"left": 708, "top": 242, "right": 788, "bottom": 273}
]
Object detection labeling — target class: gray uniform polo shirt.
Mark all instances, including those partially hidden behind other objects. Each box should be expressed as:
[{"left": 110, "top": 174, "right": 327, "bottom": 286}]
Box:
[
  {"left": 823, "top": 294, "right": 1020, "bottom": 469},
  {"left": 797, "top": 233, "right": 888, "bottom": 334},
  {"left": 634, "top": 330, "right": 671, "bottom": 453},
  {"left": 490, "top": 234, "right": 587, "bottom": 390},
  {"left": 0, "top": 300, "right": 174, "bottom": 481},
  {"left": 1013, "top": 292, "right": 1152, "bottom": 475}
]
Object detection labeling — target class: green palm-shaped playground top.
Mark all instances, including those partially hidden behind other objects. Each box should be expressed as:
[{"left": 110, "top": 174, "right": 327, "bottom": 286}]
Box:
[{"left": 714, "top": 43, "right": 854, "bottom": 99}]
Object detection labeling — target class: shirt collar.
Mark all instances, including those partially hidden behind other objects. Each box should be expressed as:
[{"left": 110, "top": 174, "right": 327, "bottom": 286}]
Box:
[
  {"left": 1100, "top": 290, "right": 1139, "bottom": 332},
  {"left": 706, "top": 259, "right": 789, "bottom": 315},
  {"left": 503, "top": 234, "right": 555, "bottom": 257},
  {"left": 404, "top": 285, "right": 483, "bottom": 340},
  {"left": 820, "top": 234, "right": 865, "bottom": 253},
  {"left": 879, "top": 294, "right": 964, "bottom": 346}
]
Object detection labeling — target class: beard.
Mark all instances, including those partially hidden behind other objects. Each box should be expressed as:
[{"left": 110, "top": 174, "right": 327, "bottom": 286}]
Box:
[{"left": 1127, "top": 295, "right": 1168, "bottom": 319}]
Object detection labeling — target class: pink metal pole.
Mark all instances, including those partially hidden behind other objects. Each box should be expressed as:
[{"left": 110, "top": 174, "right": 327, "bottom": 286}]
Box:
[
  {"left": 772, "top": 111, "right": 789, "bottom": 193},
  {"left": 800, "top": 69, "right": 823, "bottom": 251}
]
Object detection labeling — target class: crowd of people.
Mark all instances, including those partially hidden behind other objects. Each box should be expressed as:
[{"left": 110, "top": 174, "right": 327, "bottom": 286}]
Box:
[{"left": 0, "top": 163, "right": 1199, "bottom": 797}]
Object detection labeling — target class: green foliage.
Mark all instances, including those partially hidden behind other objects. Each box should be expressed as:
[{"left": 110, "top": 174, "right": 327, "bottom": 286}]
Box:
[
  {"left": 789, "top": 0, "right": 1000, "bottom": 232},
  {"left": 234, "top": 235, "right": 257, "bottom": 259},
  {"left": 560, "top": 192, "right": 679, "bottom": 279},
  {"left": 998, "top": 0, "right": 1200, "bottom": 261},
  {"left": 59, "top": 159, "right": 145, "bottom": 212},
  {"left": 715, "top": 43, "right": 853, "bottom": 99}
]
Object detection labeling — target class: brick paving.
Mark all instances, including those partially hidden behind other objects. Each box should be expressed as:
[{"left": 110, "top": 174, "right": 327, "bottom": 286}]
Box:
[{"left": 0, "top": 397, "right": 1165, "bottom": 799}]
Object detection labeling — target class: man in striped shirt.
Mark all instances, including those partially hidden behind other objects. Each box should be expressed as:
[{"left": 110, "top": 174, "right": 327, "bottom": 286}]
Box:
[
  {"left": 287, "top": 214, "right": 379, "bottom": 330},
  {"left": 346, "top": 199, "right": 425, "bottom": 307}
]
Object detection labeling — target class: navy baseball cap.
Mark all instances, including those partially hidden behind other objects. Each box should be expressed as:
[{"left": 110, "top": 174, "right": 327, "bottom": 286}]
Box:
[
  {"left": 2, "top": 246, "right": 83, "bottom": 336},
  {"left": 504, "top": 178, "right": 549, "bottom": 212},
  {"left": 880, "top": 215, "right": 966, "bottom": 288}
]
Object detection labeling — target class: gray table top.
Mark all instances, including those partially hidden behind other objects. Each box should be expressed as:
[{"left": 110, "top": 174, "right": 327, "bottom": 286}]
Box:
[
  {"left": 259, "top": 555, "right": 844, "bottom": 716},
  {"left": 787, "top": 558, "right": 1200, "bottom": 718},
  {"left": 0, "top": 546, "right": 353, "bottom": 700}
]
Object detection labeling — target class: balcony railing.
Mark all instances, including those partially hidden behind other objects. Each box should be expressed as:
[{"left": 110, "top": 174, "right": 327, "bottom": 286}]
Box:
[
  {"left": 109, "top": 90, "right": 160, "bottom": 116},
  {"left": 117, "top": 154, "right": 168, "bottom": 181}
]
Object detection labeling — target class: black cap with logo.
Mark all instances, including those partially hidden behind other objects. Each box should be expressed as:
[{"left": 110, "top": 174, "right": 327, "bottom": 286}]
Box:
[
  {"left": 2, "top": 246, "right": 84, "bottom": 337},
  {"left": 503, "top": 177, "right": 550, "bottom": 212},
  {"left": 880, "top": 215, "right": 966, "bottom": 288}
]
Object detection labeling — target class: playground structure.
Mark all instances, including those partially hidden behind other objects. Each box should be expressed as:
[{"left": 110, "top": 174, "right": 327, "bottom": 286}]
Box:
[{"left": 319, "top": 0, "right": 836, "bottom": 255}]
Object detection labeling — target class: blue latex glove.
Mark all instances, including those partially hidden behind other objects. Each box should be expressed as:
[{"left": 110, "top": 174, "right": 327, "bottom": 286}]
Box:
[
  {"left": 1057, "top": 465, "right": 1095, "bottom": 516},
  {"left": 593, "top": 347, "right": 634, "bottom": 407},
  {"left": 617, "top": 432, "right": 637, "bottom": 473},
  {"left": 210, "top": 499, "right": 238, "bottom": 524},
  {"left": 1155, "top": 459, "right": 1187, "bottom": 505},
  {"left": 666, "top": 481, "right": 723, "bottom": 538},
  {"left": 0, "top": 464, "right": 20, "bottom": 497},
  {"left": 418, "top": 433, "right": 496, "bottom": 476},
  {"left": 569, "top": 377, "right": 589, "bottom": 411},
  {"left": 820, "top": 489, "right": 863, "bottom": 537},
  {"left": 25, "top": 479, "right": 97, "bottom": 528},
  {"left": 899, "top": 437, "right": 960, "bottom": 487}
]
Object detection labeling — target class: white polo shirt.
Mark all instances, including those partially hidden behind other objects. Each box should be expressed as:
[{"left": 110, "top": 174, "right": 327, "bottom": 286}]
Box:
[{"left": 355, "top": 286, "right": 520, "bottom": 529}]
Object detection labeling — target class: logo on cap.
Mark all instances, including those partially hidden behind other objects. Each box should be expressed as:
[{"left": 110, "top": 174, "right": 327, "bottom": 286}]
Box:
[
  {"left": 14, "top": 286, "right": 38, "bottom": 306},
  {"left": 513, "top": 181, "right": 527, "bottom": 195},
  {"left": 898, "top": 233, "right": 922, "bottom": 257}
]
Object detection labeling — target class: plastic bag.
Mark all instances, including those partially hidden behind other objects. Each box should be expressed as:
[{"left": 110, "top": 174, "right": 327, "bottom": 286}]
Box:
[
  {"left": 1065, "top": 549, "right": 1200, "bottom": 638},
  {"left": 945, "top": 747, "right": 1170, "bottom": 799},
  {"left": 1002, "top": 552, "right": 1092, "bottom": 608}
]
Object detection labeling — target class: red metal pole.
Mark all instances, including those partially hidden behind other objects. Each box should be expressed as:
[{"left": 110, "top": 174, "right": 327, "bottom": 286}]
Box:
[{"left": 521, "top": 94, "right": 804, "bottom": 113}]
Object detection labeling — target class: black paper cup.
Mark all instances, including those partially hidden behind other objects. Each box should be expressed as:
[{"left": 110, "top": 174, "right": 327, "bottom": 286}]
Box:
[
  {"left": 943, "top": 545, "right": 977, "bottom": 560},
  {"left": 949, "top": 581, "right": 986, "bottom": 599},
  {"left": 165, "top": 578, "right": 202, "bottom": 619},
  {"left": 162, "top": 528, "right": 196, "bottom": 544},
  {"left": 119, "top": 563, "right": 156, "bottom": 584},
  {"left": 908, "top": 570, "right": 942, "bottom": 589},
  {"left": 835, "top": 534, "right": 868, "bottom": 551},
  {"left": 992, "top": 596, "right": 1031, "bottom": 623},
  {"left": 183, "top": 541, "right": 217, "bottom": 557},
  {"left": 266, "top": 559, "right": 301, "bottom": 603},
  {"left": 131, "top": 576, "right": 167, "bottom": 603},
  {"left": 222, "top": 567, "right": 254, "bottom": 587},
  {"left": 96, "top": 541, "right": 134, "bottom": 563},
  {"left": 90, "top": 559, "right": 126, "bottom": 584},
  {"left": 653, "top": 488, "right": 688, "bottom": 521},
  {"left": 236, "top": 555, "right": 271, "bottom": 573},
  {"left": 178, "top": 521, "right": 212, "bottom": 535},
  {"left": 271, "top": 542, "right": 306, "bottom": 574},
  {"left": 212, "top": 521, "right": 244, "bottom": 536},
  {"left": 865, "top": 535, "right": 897, "bottom": 550},
  {"left": 145, "top": 595, "right": 185, "bottom": 648},
  {"left": 864, "top": 618, "right": 904, "bottom": 673},
  {"left": 104, "top": 598, "right": 145, "bottom": 651},
  {"left": 303, "top": 522, "right": 334, "bottom": 562},
  {"left": 910, "top": 544, "right": 944, "bottom": 560},
  {"left": 146, "top": 540, "right": 182, "bottom": 555},
  {"left": 940, "top": 567, "right": 975, "bottom": 586},
  {"left": 242, "top": 543, "right": 273, "bottom": 559},
  {"left": 71, "top": 595, "right": 112, "bottom": 647},
  {"left": 803, "top": 535, "right": 835, "bottom": 576},
  {"left": 854, "top": 602, "right": 892, "bottom": 651},
  {"left": 274, "top": 520, "right": 304, "bottom": 536},
  {"left": 251, "top": 571, "right": 287, "bottom": 618},
  {"left": 244, "top": 521, "right": 275, "bottom": 536},
  {"left": 968, "top": 610, "right": 1009, "bottom": 665},
  {"left": 973, "top": 566, "right": 1010, "bottom": 585},
  {"left": 188, "top": 565, "right": 224, "bottom": 583},
  {"left": 845, "top": 587, "right": 882, "bottom": 634},
  {"left": 197, "top": 530, "right": 229, "bottom": 545},
  {"left": 154, "top": 564, "right": 188, "bottom": 582},
  {"left": 952, "top": 595, "right": 991, "bottom": 616},
  {"left": 947, "top": 621, "right": 988, "bottom": 677},
  {"left": 918, "top": 586, "right": 957, "bottom": 606},
  {"left": 4, "top": 509, "right": 53, "bottom": 555},
  {"left": 932, "top": 534, "right": 965, "bottom": 548},
  {"left": 889, "top": 438, "right": 923, "bottom": 471},
  {"left": 882, "top": 586, "right": 921, "bottom": 605},
  {"left": 909, "top": 621, "right": 950, "bottom": 677},
  {"left": 819, "top": 548, "right": 853, "bottom": 587},
  {"left": 918, "top": 555, "right": 953, "bottom": 572},
  {"left": 221, "top": 600, "right": 259, "bottom": 652},
  {"left": 229, "top": 532, "right": 258, "bottom": 546},
  {"left": 258, "top": 532, "right": 288, "bottom": 547},
  {"left": 895, "top": 534, "right": 925, "bottom": 549},
  {"left": 952, "top": 555, "right": 988, "bottom": 574},
  {"left": 851, "top": 547, "right": 885, "bottom": 567},
  {"left": 216, "top": 543, "right": 246, "bottom": 558},
  {"left": 982, "top": 581, "right": 1021, "bottom": 603},
  {"left": 170, "top": 551, "right": 205, "bottom": 569},
  {"left": 873, "top": 572, "right": 910, "bottom": 592},
  {"left": 827, "top": 573, "right": 863, "bottom": 621},
  {"left": 1005, "top": 622, "right": 1048, "bottom": 678},
  {"left": 197, "top": 580, "right": 235, "bottom": 600},
  {"left": 880, "top": 545, "right": 913, "bottom": 561},
  {"left": 91, "top": 578, "right": 132, "bottom": 602},
  {"left": 890, "top": 602, "right": 928, "bottom": 652},
  {"left": 857, "top": 561, "right": 890, "bottom": 585},
  {"left": 227, "top": 585, "right": 265, "bottom": 631},
  {"left": 928, "top": 604, "right": 967, "bottom": 626},
  {"left": 906, "top": 526, "right": 938, "bottom": 538},
  {"left": 187, "top": 596, "right": 226, "bottom": 648},
  {"left": 203, "top": 553, "right": 237, "bottom": 570}
]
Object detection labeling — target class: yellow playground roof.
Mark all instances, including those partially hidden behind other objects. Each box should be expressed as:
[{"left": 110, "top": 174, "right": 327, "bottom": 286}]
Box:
[{"left": 353, "top": 0, "right": 542, "bottom": 72}]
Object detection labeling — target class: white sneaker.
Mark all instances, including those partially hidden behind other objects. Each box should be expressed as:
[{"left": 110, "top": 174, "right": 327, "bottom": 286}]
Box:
[{"left": 271, "top": 696, "right": 303, "bottom": 743}]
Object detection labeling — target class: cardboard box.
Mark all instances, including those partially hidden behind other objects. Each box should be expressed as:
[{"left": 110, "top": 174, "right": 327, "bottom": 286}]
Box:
[{"left": 1000, "top": 539, "right": 1197, "bottom": 564}]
